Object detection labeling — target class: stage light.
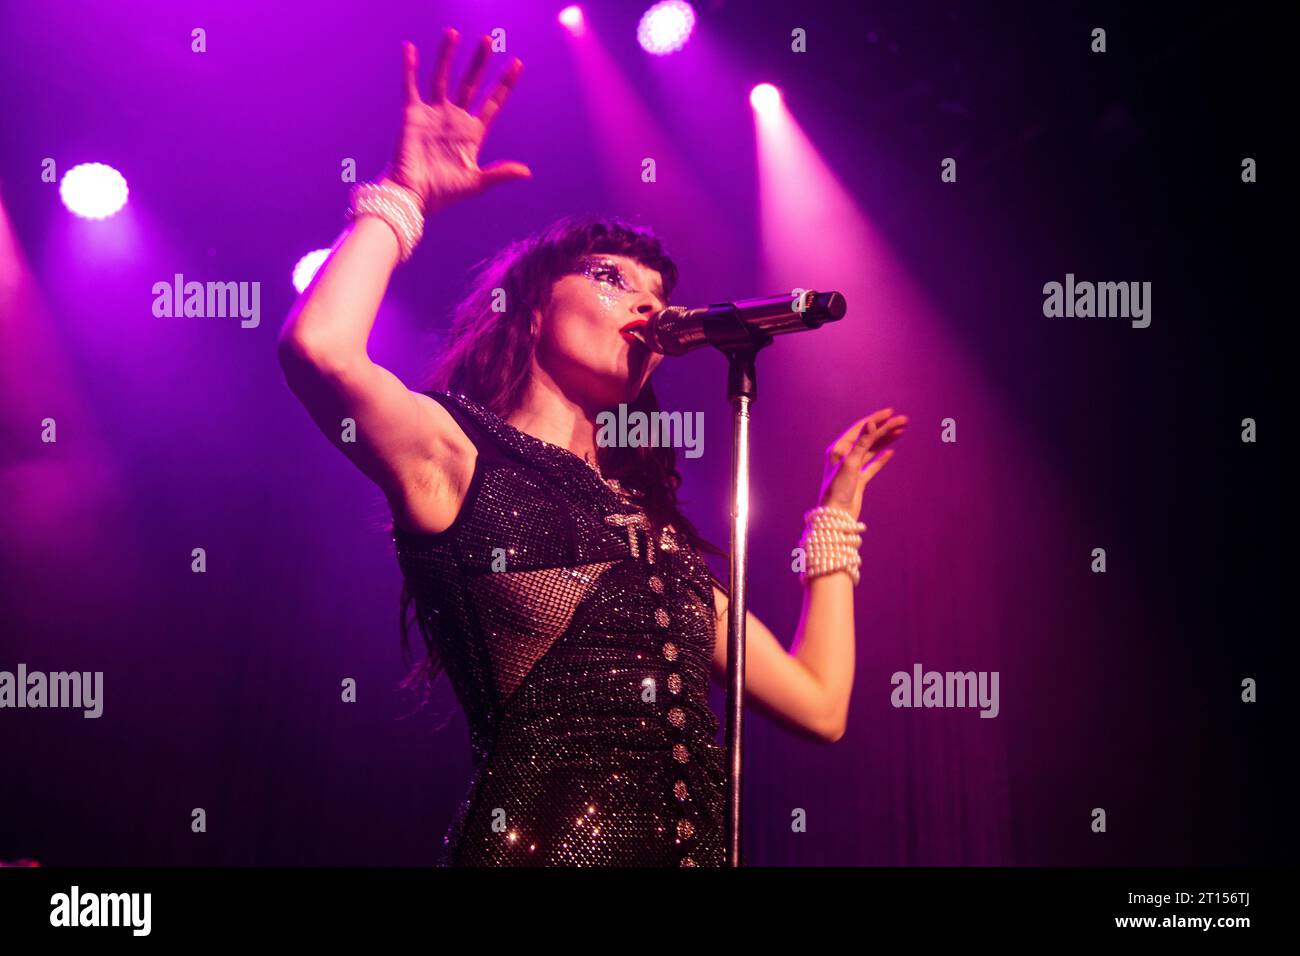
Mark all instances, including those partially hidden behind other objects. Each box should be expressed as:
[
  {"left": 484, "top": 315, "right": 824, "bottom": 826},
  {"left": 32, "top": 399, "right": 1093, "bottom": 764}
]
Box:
[
  {"left": 750, "top": 83, "right": 781, "bottom": 113},
  {"left": 750, "top": 83, "right": 781, "bottom": 114},
  {"left": 291, "top": 248, "right": 331, "bottom": 293},
  {"left": 58, "top": 163, "right": 129, "bottom": 220},
  {"left": 637, "top": 1, "right": 696, "bottom": 56},
  {"left": 558, "top": 6, "right": 585, "bottom": 35}
]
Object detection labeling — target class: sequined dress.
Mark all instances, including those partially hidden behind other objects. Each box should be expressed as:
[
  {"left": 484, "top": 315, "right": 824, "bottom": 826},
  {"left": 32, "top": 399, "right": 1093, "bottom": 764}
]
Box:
[{"left": 392, "top": 390, "right": 727, "bottom": 866}]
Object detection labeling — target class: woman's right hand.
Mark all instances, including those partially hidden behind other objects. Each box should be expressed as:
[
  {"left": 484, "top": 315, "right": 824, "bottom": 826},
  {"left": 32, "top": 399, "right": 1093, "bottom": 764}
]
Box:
[{"left": 388, "top": 28, "right": 532, "bottom": 215}]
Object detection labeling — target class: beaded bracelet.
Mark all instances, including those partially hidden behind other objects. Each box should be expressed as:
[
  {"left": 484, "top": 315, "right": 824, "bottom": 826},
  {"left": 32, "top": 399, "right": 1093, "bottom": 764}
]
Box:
[
  {"left": 799, "top": 504, "right": 866, "bottom": 586},
  {"left": 347, "top": 181, "right": 425, "bottom": 262}
]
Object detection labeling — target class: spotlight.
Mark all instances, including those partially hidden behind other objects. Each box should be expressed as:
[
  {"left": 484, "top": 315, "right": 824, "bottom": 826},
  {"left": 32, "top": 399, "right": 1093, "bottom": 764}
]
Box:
[
  {"left": 558, "top": 5, "right": 585, "bottom": 35},
  {"left": 292, "top": 248, "right": 331, "bottom": 293},
  {"left": 59, "top": 163, "right": 129, "bottom": 220},
  {"left": 638, "top": 1, "right": 696, "bottom": 56},
  {"left": 749, "top": 83, "right": 781, "bottom": 114}
]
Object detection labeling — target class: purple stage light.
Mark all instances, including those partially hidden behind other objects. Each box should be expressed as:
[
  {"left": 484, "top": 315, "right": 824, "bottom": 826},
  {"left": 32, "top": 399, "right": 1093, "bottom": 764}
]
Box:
[
  {"left": 292, "top": 248, "right": 331, "bottom": 293},
  {"left": 58, "top": 163, "right": 129, "bottom": 220},
  {"left": 750, "top": 83, "right": 781, "bottom": 114},
  {"left": 558, "top": 6, "right": 585, "bottom": 35},
  {"left": 637, "top": 1, "right": 696, "bottom": 56}
]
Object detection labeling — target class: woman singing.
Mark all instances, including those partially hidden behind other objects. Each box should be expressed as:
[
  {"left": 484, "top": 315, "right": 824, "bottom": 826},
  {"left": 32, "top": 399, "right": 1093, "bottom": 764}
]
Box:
[{"left": 278, "top": 28, "right": 908, "bottom": 866}]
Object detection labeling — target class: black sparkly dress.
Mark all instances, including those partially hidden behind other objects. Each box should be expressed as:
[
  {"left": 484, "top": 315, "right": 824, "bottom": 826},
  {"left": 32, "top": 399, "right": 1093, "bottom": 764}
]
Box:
[{"left": 392, "top": 390, "right": 727, "bottom": 867}]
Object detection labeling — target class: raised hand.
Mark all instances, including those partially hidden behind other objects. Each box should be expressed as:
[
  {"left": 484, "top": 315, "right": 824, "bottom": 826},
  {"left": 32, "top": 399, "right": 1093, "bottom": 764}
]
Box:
[
  {"left": 388, "top": 28, "right": 532, "bottom": 214},
  {"left": 817, "top": 407, "right": 908, "bottom": 521}
]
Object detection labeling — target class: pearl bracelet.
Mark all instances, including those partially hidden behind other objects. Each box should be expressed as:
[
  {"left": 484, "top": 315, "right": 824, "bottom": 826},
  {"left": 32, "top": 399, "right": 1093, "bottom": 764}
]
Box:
[
  {"left": 799, "top": 504, "right": 866, "bottom": 586},
  {"left": 347, "top": 181, "right": 425, "bottom": 262}
]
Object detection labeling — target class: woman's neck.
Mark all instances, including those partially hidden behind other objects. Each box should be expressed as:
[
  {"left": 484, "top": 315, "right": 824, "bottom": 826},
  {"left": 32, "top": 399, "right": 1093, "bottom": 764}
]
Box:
[{"left": 505, "top": 375, "right": 602, "bottom": 464}]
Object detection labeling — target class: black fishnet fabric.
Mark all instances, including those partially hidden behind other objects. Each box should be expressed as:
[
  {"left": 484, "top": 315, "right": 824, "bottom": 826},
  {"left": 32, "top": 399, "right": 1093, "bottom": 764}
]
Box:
[{"left": 393, "top": 390, "right": 726, "bottom": 866}]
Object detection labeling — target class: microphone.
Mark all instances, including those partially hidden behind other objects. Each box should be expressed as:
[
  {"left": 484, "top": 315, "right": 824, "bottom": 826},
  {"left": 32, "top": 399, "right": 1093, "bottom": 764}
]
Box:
[{"left": 635, "top": 290, "right": 847, "bottom": 356}]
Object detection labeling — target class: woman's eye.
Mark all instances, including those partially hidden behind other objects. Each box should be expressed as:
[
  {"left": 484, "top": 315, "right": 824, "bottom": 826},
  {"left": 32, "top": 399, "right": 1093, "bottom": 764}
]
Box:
[{"left": 590, "top": 264, "right": 627, "bottom": 288}]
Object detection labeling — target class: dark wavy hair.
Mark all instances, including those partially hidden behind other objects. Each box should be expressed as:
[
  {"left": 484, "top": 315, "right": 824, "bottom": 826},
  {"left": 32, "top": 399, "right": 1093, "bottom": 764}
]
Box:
[{"left": 398, "top": 215, "right": 724, "bottom": 699}]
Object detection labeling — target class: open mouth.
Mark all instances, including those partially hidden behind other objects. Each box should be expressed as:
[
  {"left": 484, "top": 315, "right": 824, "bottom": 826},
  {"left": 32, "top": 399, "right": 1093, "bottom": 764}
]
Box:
[{"left": 620, "top": 319, "right": 649, "bottom": 347}]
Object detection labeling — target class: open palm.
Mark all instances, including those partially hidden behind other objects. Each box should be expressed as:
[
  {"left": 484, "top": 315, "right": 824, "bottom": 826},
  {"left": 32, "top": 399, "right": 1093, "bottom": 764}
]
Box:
[{"left": 391, "top": 28, "right": 532, "bottom": 214}]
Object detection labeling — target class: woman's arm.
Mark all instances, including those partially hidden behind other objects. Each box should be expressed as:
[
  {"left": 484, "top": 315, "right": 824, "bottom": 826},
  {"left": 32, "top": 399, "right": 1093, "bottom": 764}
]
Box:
[
  {"left": 710, "top": 576, "right": 854, "bottom": 744},
  {"left": 278, "top": 215, "right": 474, "bottom": 533},
  {"left": 277, "top": 30, "right": 529, "bottom": 533},
  {"left": 708, "top": 406, "right": 908, "bottom": 743}
]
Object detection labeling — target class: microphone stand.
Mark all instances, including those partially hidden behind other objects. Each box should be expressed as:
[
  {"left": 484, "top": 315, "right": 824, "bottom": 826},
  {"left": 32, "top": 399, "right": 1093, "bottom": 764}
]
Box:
[{"left": 722, "top": 342, "right": 767, "bottom": 867}]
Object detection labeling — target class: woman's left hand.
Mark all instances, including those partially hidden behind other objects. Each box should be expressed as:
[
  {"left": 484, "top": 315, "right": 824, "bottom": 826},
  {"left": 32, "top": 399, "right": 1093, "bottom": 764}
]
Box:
[{"left": 816, "top": 407, "right": 908, "bottom": 521}]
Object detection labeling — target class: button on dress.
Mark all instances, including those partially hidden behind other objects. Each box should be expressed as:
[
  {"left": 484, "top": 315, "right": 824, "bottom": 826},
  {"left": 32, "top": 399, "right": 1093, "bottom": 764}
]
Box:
[{"left": 393, "top": 390, "right": 726, "bottom": 866}]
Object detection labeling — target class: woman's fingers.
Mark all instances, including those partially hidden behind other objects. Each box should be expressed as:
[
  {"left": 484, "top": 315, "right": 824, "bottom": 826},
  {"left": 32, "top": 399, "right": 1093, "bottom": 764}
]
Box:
[
  {"left": 431, "top": 27, "right": 459, "bottom": 101},
  {"left": 843, "top": 412, "right": 908, "bottom": 475},
  {"left": 403, "top": 41, "right": 422, "bottom": 105},
  {"left": 454, "top": 35, "right": 492, "bottom": 109},
  {"left": 844, "top": 420, "right": 882, "bottom": 470},
  {"left": 478, "top": 58, "right": 524, "bottom": 129},
  {"left": 479, "top": 159, "right": 533, "bottom": 189},
  {"left": 861, "top": 449, "right": 895, "bottom": 484},
  {"left": 856, "top": 418, "right": 906, "bottom": 470},
  {"left": 829, "top": 408, "right": 889, "bottom": 459},
  {"left": 831, "top": 407, "right": 898, "bottom": 461},
  {"left": 871, "top": 414, "right": 908, "bottom": 441}
]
